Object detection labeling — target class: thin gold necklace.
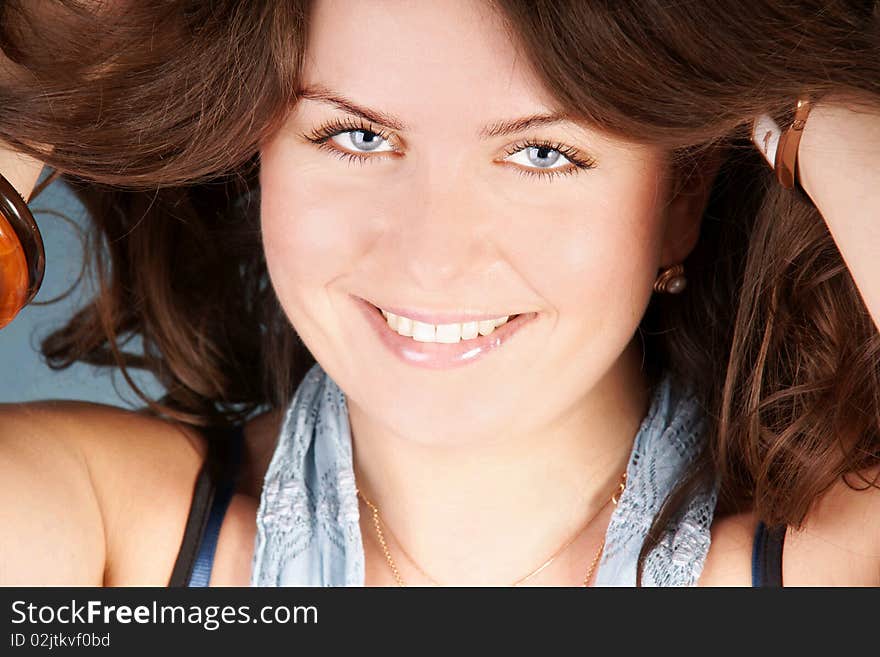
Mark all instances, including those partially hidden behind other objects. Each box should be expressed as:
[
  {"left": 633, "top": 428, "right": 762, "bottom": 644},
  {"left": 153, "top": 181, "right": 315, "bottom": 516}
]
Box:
[{"left": 356, "top": 471, "right": 626, "bottom": 587}]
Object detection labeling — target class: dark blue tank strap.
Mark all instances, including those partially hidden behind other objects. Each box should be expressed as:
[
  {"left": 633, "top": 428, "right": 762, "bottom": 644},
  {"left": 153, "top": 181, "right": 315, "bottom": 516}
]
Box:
[
  {"left": 751, "top": 520, "right": 786, "bottom": 587},
  {"left": 187, "top": 424, "right": 245, "bottom": 587}
]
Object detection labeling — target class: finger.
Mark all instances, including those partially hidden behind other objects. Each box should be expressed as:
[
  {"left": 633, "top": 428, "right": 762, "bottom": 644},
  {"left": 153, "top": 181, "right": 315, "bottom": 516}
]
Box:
[{"left": 0, "top": 146, "right": 45, "bottom": 203}]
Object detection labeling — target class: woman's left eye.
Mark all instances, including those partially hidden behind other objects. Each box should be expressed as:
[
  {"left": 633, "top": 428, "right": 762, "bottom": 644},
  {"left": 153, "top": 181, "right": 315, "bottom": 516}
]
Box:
[
  {"left": 504, "top": 145, "right": 571, "bottom": 170},
  {"left": 500, "top": 141, "right": 596, "bottom": 178}
]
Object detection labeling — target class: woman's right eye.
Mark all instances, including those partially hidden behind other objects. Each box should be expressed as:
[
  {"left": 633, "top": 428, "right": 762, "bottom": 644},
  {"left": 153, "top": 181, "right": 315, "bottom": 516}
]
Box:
[
  {"left": 302, "top": 119, "right": 399, "bottom": 160},
  {"left": 329, "top": 129, "right": 395, "bottom": 154}
]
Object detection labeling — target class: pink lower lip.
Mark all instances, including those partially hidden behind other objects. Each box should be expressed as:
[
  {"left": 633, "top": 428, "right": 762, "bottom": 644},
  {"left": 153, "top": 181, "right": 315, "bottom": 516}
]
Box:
[{"left": 353, "top": 296, "right": 537, "bottom": 370}]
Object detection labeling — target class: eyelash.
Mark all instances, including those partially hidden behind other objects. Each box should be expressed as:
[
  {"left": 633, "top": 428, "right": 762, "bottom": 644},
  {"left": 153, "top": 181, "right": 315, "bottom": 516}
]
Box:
[{"left": 301, "top": 117, "right": 597, "bottom": 180}]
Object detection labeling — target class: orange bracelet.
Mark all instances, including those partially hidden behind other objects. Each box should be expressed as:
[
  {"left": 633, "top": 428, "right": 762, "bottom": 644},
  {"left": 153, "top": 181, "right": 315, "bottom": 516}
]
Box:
[
  {"left": 0, "top": 172, "right": 44, "bottom": 329},
  {"left": 774, "top": 97, "right": 813, "bottom": 191}
]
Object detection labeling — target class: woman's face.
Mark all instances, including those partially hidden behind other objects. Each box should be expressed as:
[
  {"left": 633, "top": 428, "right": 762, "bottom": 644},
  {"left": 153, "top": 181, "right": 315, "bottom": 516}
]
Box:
[{"left": 260, "top": 0, "right": 698, "bottom": 445}]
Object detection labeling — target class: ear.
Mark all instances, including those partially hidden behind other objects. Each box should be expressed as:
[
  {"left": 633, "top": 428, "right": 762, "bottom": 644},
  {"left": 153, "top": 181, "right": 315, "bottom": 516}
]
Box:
[{"left": 659, "top": 148, "right": 725, "bottom": 267}]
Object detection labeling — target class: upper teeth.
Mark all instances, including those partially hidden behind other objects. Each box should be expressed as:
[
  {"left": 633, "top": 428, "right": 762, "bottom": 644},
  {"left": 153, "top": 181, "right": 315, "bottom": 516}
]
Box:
[{"left": 379, "top": 309, "right": 511, "bottom": 343}]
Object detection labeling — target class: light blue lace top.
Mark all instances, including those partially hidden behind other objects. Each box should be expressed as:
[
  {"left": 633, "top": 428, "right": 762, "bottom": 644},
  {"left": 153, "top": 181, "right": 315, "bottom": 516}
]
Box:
[{"left": 250, "top": 362, "right": 718, "bottom": 587}]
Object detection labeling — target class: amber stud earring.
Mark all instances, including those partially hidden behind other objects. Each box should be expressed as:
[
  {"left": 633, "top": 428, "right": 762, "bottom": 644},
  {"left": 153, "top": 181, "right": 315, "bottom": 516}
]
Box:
[{"left": 653, "top": 263, "right": 686, "bottom": 294}]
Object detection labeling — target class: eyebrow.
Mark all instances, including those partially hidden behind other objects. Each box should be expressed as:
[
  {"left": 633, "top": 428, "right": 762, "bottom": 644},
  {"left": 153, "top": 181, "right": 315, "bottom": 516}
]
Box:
[{"left": 297, "top": 85, "right": 570, "bottom": 139}]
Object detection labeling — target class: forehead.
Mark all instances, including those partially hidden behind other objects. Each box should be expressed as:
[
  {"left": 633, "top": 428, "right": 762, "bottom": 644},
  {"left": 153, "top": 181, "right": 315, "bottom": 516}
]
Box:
[{"left": 302, "top": 0, "right": 557, "bottom": 126}]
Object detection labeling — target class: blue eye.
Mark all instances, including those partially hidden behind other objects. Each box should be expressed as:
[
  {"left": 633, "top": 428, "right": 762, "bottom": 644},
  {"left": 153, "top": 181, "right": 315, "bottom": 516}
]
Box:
[
  {"left": 330, "top": 129, "right": 394, "bottom": 153},
  {"left": 500, "top": 139, "right": 597, "bottom": 179},
  {"left": 505, "top": 145, "right": 568, "bottom": 169},
  {"left": 304, "top": 118, "right": 398, "bottom": 159}
]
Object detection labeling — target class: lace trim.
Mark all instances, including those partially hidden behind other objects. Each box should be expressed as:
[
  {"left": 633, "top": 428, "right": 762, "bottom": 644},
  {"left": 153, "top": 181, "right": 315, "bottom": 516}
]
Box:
[
  {"left": 250, "top": 366, "right": 364, "bottom": 586},
  {"left": 594, "top": 371, "right": 718, "bottom": 586}
]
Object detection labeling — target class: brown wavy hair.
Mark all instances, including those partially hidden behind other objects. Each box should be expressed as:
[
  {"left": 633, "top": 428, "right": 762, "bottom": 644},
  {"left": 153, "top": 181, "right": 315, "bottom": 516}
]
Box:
[{"left": 2, "top": 0, "right": 879, "bottom": 585}]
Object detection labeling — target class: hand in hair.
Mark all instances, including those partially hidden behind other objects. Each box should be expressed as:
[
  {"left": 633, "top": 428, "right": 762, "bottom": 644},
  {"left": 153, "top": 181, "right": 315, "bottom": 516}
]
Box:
[{"left": 786, "top": 93, "right": 880, "bottom": 333}]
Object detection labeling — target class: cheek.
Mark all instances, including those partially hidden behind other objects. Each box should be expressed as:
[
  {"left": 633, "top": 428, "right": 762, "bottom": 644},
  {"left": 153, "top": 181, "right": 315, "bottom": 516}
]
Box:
[
  {"left": 259, "top": 145, "right": 375, "bottom": 306},
  {"left": 503, "top": 173, "right": 664, "bottom": 326},
  {"left": 502, "top": 168, "right": 665, "bottom": 403}
]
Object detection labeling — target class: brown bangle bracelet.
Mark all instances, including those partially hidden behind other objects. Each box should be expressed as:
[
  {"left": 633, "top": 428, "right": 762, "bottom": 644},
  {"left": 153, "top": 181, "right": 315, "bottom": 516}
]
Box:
[
  {"left": 0, "top": 171, "right": 45, "bottom": 328},
  {"left": 774, "top": 97, "right": 812, "bottom": 191}
]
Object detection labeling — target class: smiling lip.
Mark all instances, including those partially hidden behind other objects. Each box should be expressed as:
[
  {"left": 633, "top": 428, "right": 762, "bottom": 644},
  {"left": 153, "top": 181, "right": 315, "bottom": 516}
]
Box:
[
  {"left": 373, "top": 304, "right": 517, "bottom": 325},
  {"left": 352, "top": 295, "right": 537, "bottom": 370}
]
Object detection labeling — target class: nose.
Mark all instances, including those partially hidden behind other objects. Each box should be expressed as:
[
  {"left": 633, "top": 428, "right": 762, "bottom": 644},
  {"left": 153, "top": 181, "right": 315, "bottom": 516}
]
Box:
[{"left": 389, "top": 171, "right": 493, "bottom": 291}]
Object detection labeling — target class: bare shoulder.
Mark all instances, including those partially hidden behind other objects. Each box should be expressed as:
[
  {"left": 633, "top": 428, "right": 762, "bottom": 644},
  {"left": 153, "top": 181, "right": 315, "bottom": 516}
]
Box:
[
  {"left": 0, "top": 399, "right": 208, "bottom": 585},
  {"left": 699, "top": 507, "right": 756, "bottom": 586},
  {"left": 783, "top": 464, "right": 880, "bottom": 586},
  {"left": 700, "top": 464, "right": 880, "bottom": 587}
]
